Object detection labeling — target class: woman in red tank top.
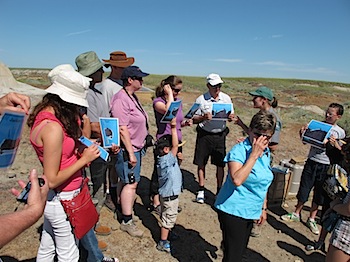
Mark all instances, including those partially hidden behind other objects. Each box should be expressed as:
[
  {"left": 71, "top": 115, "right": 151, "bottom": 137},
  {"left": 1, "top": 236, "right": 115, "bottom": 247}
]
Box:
[{"left": 27, "top": 64, "right": 100, "bottom": 262}]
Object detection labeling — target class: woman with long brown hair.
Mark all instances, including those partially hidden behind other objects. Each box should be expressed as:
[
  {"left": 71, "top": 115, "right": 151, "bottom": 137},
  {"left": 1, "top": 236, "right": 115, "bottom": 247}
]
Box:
[{"left": 28, "top": 64, "right": 100, "bottom": 261}]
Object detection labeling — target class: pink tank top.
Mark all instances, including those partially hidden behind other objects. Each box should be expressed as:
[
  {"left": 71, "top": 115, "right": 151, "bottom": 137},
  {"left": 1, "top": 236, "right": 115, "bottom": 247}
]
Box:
[{"left": 30, "top": 111, "right": 82, "bottom": 192}]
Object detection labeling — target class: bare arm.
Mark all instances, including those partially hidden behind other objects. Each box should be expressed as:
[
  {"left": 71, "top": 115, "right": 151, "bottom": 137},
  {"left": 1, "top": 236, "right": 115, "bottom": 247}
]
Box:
[
  {"left": 81, "top": 114, "right": 91, "bottom": 138},
  {"left": 170, "top": 118, "right": 178, "bottom": 157},
  {"left": 0, "top": 169, "right": 49, "bottom": 248},
  {"left": 154, "top": 85, "right": 174, "bottom": 115},
  {"left": 40, "top": 122, "right": 100, "bottom": 189},
  {"left": 90, "top": 122, "right": 101, "bottom": 137},
  {"left": 120, "top": 125, "right": 137, "bottom": 167},
  {"left": 331, "top": 199, "right": 350, "bottom": 217},
  {"left": 229, "top": 136, "right": 269, "bottom": 186}
]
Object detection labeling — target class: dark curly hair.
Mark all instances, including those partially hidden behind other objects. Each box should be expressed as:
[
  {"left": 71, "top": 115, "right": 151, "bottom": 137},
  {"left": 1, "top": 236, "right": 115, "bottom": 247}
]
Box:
[{"left": 27, "top": 94, "right": 82, "bottom": 139}]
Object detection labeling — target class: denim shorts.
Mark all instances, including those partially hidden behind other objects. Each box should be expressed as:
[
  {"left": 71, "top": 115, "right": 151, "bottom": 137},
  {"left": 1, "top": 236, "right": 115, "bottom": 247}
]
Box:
[
  {"left": 115, "top": 149, "right": 141, "bottom": 184},
  {"left": 296, "top": 159, "right": 329, "bottom": 205}
]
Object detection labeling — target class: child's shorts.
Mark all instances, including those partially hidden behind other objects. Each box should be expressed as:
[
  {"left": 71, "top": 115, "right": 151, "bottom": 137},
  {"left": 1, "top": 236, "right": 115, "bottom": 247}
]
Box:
[{"left": 160, "top": 195, "right": 179, "bottom": 229}]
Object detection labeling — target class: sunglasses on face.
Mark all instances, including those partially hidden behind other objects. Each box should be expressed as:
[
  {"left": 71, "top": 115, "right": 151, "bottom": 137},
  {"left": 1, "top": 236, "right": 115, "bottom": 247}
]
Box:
[
  {"left": 172, "top": 87, "right": 182, "bottom": 93},
  {"left": 211, "top": 84, "right": 222, "bottom": 89},
  {"left": 132, "top": 76, "right": 143, "bottom": 81}
]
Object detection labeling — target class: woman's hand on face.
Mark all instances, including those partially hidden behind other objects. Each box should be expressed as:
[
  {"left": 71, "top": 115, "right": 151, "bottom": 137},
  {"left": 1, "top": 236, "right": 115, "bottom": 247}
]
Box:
[
  {"left": 82, "top": 144, "right": 100, "bottom": 163},
  {"left": 252, "top": 136, "right": 269, "bottom": 158}
]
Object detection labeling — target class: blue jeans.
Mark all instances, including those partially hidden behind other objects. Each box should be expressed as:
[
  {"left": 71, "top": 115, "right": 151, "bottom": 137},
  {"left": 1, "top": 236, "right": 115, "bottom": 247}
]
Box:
[{"left": 80, "top": 228, "right": 103, "bottom": 262}]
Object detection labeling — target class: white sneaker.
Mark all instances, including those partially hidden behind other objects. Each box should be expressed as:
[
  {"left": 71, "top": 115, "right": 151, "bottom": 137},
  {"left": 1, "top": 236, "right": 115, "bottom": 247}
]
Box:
[
  {"left": 196, "top": 190, "right": 205, "bottom": 204},
  {"left": 307, "top": 218, "right": 320, "bottom": 235}
]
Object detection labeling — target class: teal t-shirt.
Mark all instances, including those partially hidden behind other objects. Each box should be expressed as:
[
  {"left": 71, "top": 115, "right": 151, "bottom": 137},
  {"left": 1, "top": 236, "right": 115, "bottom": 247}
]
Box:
[{"left": 214, "top": 138, "right": 273, "bottom": 220}]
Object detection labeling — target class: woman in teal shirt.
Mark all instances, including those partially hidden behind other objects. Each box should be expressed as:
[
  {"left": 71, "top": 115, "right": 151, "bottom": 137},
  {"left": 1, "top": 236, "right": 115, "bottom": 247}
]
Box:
[{"left": 214, "top": 111, "right": 276, "bottom": 262}]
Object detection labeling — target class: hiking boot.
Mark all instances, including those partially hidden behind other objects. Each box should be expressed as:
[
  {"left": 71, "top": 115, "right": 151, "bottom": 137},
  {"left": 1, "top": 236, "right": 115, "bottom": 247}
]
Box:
[
  {"left": 306, "top": 240, "right": 326, "bottom": 252},
  {"left": 101, "top": 257, "right": 119, "bottom": 262},
  {"left": 307, "top": 218, "right": 320, "bottom": 235},
  {"left": 196, "top": 190, "right": 205, "bottom": 204},
  {"left": 120, "top": 220, "right": 143, "bottom": 238},
  {"left": 95, "top": 225, "right": 111, "bottom": 236},
  {"left": 98, "top": 240, "right": 108, "bottom": 251},
  {"left": 281, "top": 213, "right": 300, "bottom": 222},
  {"left": 250, "top": 223, "right": 262, "bottom": 237},
  {"left": 104, "top": 194, "right": 115, "bottom": 211},
  {"left": 156, "top": 240, "right": 171, "bottom": 253}
]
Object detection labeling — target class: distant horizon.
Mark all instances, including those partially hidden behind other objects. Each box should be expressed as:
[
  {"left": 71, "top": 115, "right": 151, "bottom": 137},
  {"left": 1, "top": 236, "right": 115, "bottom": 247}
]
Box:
[{"left": 8, "top": 66, "right": 350, "bottom": 85}]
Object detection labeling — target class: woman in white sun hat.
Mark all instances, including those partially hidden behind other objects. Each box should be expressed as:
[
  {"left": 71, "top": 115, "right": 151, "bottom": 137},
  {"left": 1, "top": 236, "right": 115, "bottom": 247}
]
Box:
[{"left": 27, "top": 64, "right": 100, "bottom": 262}]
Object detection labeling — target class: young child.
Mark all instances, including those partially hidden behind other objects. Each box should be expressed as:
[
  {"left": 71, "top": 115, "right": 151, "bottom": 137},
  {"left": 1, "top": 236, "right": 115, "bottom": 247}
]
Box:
[
  {"left": 155, "top": 118, "right": 182, "bottom": 253},
  {"left": 281, "top": 103, "right": 346, "bottom": 236}
]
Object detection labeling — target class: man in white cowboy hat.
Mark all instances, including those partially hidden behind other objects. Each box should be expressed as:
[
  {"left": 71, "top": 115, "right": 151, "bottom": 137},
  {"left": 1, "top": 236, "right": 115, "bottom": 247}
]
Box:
[{"left": 101, "top": 51, "right": 135, "bottom": 108}]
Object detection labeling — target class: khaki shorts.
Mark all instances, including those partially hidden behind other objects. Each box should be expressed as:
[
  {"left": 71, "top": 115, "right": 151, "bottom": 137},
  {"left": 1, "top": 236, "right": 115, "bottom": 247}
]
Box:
[{"left": 160, "top": 196, "right": 179, "bottom": 229}]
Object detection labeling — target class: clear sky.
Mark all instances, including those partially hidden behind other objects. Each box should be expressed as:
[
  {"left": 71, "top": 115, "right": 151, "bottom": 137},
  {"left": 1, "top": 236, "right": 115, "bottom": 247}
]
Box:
[{"left": 1, "top": 0, "right": 349, "bottom": 83}]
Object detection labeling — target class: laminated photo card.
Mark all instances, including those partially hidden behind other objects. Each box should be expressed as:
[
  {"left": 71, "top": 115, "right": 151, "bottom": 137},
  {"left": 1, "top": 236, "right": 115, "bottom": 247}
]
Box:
[
  {"left": 301, "top": 120, "right": 333, "bottom": 149},
  {"left": 160, "top": 100, "right": 182, "bottom": 123},
  {"left": 79, "top": 136, "right": 109, "bottom": 161},
  {"left": 211, "top": 103, "right": 234, "bottom": 120},
  {"left": 184, "top": 102, "right": 201, "bottom": 119},
  {"left": 99, "top": 117, "right": 120, "bottom": 148},
  {"left": 0, "top": 110, "right": 26, "bottom": 169}
]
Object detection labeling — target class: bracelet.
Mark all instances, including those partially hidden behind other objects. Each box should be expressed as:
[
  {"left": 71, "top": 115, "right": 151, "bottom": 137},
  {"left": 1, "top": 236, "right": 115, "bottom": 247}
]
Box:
[
  {"left": 170, "top": 125, "right": 176, "bottom": 128},
  {"left": 262, "top": 208, "right": 267, "bottom": 211}
]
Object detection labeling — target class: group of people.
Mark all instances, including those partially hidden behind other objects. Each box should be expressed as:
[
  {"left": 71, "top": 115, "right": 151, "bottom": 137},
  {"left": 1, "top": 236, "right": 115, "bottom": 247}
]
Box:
[{"left": 1, "top": 51, "right": 350, "bottom": 262}]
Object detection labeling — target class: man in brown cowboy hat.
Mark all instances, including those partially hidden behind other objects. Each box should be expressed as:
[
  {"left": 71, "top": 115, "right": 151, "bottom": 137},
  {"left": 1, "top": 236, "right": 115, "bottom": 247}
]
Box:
[
  {"left": 100, "top": 51, "right": 134, "bottom": 216},
  {"left": 101, "top": 51, "right": 134, "bottom": 107}
]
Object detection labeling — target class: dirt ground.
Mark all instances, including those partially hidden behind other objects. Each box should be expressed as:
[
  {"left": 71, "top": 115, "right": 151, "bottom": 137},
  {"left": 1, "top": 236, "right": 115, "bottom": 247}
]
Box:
[{"left": 0, "top": 91, "right": 337, "bottom": 262}]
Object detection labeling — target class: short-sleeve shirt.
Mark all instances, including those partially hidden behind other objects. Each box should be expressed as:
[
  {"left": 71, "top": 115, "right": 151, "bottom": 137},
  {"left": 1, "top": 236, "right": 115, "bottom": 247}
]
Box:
[
  {"left": 157, "top": 153, "right": 182, "bottom": 197},
  {"left": 269, "top": 107, "right": 282, "bottom": 144},
  {"left": 110, "top": 90, "right": 148, "bottom": 151},
  {"left": 153, "top": 96, "right": 184, "bottom": 141},
  {"left": 100, "top": 78, "right": 123, "bottom": 110},
  {"left": 308, "top": 124, "right": 345, "bottom": 164},
  {"left": 87, "top": 84, "right": 110, "bottom": 123},
  {"left": 214, "top": 138, "right": 273, "bottom": 220},
  {"left": 195, "top": 91, "right": 232, "bottom": 133}
]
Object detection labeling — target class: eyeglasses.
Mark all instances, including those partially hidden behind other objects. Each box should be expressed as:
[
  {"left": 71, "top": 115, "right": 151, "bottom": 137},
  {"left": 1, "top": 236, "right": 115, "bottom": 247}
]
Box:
[
  {"left": 253, "top": 132, "right": 272, "bottom": 140},
  {"left": 211, "top": 84, "right": 222, "bottom": 89},
  {"left": 132, "top": 77, "right": 143, "bottom": 81},
  {"left": 172, "top": 88, "right": 182, "bottom": 93}
]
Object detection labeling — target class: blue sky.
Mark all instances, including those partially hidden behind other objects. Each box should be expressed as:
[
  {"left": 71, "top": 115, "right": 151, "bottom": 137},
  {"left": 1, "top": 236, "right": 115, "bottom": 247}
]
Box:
[{"left": 1, "top": 0, "right": 349, "bottom": 83}]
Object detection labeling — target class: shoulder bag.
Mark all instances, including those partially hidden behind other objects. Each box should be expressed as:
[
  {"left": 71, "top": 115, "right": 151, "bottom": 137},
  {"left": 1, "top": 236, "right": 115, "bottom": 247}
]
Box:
[{"left": 60, "top": 177, "right": 99, "bottom": 239}]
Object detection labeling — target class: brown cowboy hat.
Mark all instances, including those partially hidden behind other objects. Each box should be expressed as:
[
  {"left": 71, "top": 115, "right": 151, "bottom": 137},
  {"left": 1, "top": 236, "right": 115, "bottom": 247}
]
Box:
[{"left": 102, "top": 51, "right": 134, "bottom": 68}]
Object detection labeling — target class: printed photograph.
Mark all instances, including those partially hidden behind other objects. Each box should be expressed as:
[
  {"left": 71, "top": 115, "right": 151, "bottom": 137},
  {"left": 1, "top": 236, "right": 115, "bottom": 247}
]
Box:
[
  {"left": 160, "top": 100, "right": 182, "bottom": 123},
  {"left": 301, "top": 119, "right": 333, "bottom": 149},
  {"left": 211, "top": 103, "right": 233, "bottom": 120},
  {"left": 184, "top": 102, "right": 201, "bottom": 119},
  {"left": 99, "top": 117, "right": 120, "bottom": 148},
  {"left": 0, "top": 111, "right": 26, "bottom": 169},
  {"left": 79, "top": 136, "right": 109, "bottom": 161}
]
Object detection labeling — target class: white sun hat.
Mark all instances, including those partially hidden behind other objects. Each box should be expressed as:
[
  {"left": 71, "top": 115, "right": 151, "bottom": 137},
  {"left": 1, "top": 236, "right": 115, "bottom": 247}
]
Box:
[{"left": 45, "top": 64, "right": 91, "bottom": 107}]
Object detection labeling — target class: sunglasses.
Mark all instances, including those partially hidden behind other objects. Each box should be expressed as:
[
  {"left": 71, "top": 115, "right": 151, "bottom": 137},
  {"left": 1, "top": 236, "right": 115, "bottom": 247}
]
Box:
[
  {"left": 253, "top": 132, "right": 272, "bottom": 140},
  {"left": 132, "top": 76, "right": 143, "bottom": 81},
  {"left": 172, "top": 88, "right": 182, "bottom": 93},
  {"left": 211, "top": 84, "right": 222, "bottom": 89}
]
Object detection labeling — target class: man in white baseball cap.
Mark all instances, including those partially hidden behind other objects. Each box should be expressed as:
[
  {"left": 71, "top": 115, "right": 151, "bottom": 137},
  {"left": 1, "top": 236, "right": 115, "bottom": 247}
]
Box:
[{"left": 192, "top": 73, "right": 234, "bottom": 204}]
